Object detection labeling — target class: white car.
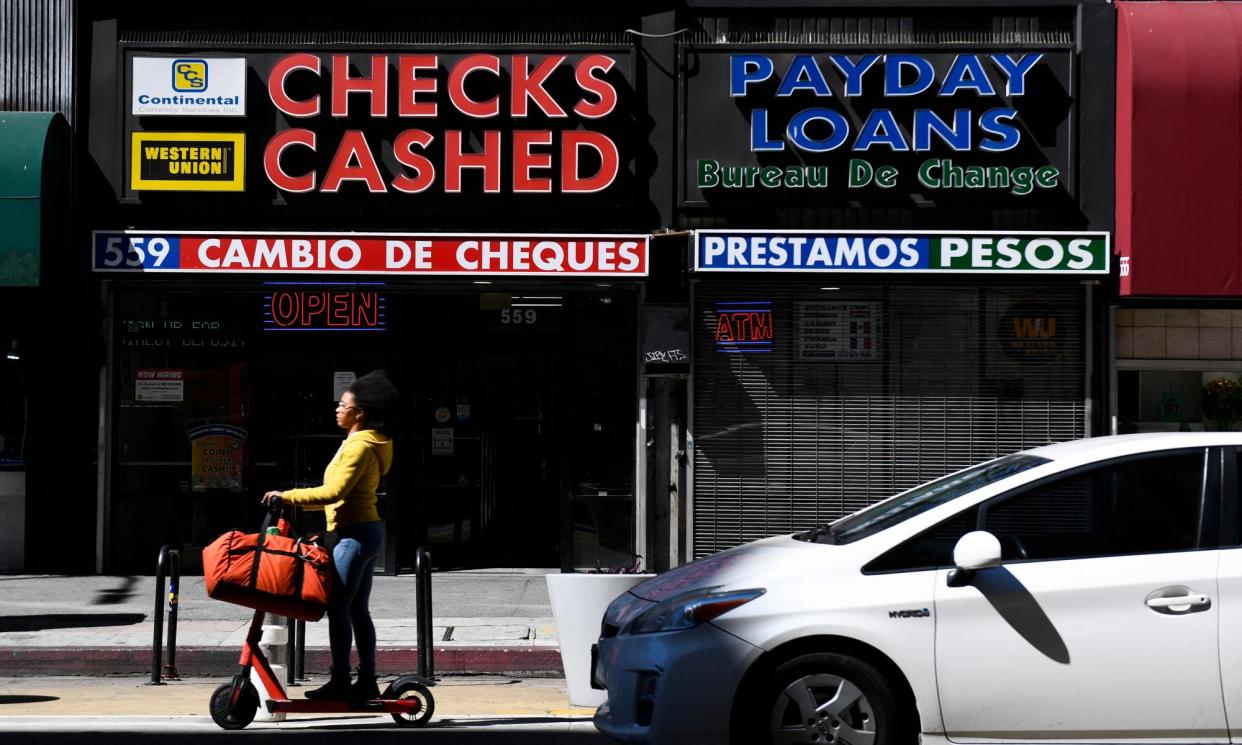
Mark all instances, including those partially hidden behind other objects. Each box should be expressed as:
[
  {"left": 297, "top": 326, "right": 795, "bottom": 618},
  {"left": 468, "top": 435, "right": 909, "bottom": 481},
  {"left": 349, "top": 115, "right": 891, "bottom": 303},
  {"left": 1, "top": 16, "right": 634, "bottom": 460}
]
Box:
[{"left": 593, "top": 433, "right": 1242, "bottom": 745}]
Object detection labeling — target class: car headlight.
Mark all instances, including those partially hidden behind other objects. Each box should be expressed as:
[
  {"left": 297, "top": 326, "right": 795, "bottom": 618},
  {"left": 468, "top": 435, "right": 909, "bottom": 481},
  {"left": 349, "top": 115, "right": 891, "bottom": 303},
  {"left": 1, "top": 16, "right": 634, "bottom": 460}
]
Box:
[{"left": 621, "top": 588, "right": 765, "bottom": 635}]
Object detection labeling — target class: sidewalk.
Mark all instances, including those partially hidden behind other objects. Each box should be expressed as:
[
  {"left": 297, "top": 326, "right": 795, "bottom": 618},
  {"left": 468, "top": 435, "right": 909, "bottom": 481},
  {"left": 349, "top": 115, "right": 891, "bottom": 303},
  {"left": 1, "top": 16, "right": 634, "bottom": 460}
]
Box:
[
  {"left": 0, "top": 676, "right": 590, "bottom": 718},
  {"left": 0, "top": 571, "right": 564, "bottom": 677}
]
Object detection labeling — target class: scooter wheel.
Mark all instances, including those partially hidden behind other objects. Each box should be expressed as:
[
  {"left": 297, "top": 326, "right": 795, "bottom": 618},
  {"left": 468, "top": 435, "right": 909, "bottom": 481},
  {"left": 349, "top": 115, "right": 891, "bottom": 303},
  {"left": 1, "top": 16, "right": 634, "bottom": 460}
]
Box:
[
  {"left": 390, "top": 681, "right": 435, "bottom": 728},
  {"left": 210, "top": 681, "right": 259, "bottom": 730}
]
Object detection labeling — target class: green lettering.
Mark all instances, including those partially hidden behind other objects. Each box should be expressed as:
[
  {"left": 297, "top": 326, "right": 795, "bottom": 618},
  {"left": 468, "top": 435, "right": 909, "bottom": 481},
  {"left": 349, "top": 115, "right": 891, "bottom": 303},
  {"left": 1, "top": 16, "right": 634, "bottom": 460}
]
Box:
[{"left": 697, "top": 159, "right": 720, "bottom": 188}]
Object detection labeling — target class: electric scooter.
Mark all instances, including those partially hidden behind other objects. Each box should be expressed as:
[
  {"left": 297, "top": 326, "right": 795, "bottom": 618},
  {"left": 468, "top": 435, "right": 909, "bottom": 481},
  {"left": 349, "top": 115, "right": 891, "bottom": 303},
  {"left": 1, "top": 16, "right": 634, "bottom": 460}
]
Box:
[{"left": 209, "top": 501, "right": 435, "bottom": 730}]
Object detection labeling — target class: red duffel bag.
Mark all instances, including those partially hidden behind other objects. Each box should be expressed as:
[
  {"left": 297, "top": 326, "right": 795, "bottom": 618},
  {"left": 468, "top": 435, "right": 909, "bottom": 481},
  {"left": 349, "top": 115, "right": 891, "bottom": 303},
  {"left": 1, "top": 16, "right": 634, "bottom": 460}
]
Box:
[{"left": 203, "top": 530, "right": 334, "bottom": 622}]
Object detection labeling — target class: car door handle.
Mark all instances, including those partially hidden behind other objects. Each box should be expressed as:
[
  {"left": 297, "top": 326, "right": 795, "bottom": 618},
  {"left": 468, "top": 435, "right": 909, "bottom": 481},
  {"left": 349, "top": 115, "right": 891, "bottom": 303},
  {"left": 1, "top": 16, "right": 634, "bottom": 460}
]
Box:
[{"left": 1145, "top": 593, "right": 1210, "bottom": 613}]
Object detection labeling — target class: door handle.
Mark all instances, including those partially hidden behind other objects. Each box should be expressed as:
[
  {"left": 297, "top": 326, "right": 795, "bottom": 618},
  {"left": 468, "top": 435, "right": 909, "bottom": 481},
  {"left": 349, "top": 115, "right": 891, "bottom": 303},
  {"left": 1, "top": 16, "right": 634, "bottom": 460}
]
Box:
[{"left": 1145, "top": 588, "right": 1211, "bottom": 614}]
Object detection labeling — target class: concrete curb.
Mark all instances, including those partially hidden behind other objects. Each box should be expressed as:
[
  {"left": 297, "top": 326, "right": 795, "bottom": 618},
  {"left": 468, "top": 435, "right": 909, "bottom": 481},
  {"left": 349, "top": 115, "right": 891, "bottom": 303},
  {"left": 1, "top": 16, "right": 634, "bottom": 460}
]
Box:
[{"left": 0, "top": 647, "right": 565, "bottom": 678}]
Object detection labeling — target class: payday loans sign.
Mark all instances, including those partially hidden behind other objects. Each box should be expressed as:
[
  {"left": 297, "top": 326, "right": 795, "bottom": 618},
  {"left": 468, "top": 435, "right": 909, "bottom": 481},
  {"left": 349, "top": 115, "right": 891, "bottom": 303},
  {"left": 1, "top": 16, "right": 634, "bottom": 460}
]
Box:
[
  {"left": 681, "top": 50, "right": 1074, "bottom": 206},
  {"left": 695, "top": 231, "right": 1109, "bottom": 274}
]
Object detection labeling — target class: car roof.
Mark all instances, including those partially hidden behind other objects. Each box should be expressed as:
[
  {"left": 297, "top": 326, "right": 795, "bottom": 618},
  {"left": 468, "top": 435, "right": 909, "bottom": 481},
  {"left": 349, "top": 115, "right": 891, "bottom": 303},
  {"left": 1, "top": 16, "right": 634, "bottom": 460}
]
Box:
[{"left": 1023, "top": 432, "right": 1242, "bottom": 466}]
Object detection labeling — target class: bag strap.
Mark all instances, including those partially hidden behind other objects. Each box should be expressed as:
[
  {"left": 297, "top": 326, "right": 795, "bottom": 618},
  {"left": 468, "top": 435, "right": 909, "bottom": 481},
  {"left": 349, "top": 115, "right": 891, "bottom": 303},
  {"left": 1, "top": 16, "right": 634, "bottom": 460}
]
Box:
[{"left": 249, "top": 527, "right": 268, "bottom": 589}]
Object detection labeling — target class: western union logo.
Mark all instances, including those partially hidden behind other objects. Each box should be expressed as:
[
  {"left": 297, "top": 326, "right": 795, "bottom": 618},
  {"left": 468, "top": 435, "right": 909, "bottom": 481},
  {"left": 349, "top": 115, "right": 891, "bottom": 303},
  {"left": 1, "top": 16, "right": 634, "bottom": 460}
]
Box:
[{"left": 130, "top": 132, "right": 244, "bottom": 191}]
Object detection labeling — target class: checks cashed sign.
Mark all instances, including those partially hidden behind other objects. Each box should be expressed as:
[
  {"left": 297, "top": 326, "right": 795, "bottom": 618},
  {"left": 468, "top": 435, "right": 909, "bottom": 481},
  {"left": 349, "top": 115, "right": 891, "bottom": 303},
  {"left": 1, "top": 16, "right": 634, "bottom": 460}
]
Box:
[
  {"left": 92, "top": 231, "right": 648, "bottom": 276},
  {"left": 695, "top": 230, "right": 1109, "bottom": 274}
]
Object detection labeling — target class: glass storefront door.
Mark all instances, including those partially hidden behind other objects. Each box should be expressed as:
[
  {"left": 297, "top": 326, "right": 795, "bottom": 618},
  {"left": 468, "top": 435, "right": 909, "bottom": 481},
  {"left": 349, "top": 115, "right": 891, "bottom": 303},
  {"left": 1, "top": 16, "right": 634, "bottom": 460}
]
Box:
[{"left": 108, "top": 285, "right": 637, "bottom": 572}]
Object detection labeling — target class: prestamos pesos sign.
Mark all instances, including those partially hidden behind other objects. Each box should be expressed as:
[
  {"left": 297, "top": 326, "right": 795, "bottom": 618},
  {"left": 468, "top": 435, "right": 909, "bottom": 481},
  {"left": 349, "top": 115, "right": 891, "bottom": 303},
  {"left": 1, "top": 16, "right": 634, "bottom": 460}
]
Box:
[
  {"left": 695, "top": 231, "right": 1109, "bottom": 274},
  {"left": 92, "top": 231, "right": 648, "bottom": 276}
]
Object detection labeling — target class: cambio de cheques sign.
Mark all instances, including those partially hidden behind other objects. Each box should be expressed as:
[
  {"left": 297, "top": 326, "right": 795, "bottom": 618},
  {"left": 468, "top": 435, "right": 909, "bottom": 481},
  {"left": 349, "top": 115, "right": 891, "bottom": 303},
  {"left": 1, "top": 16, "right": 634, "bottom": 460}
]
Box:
[{"left": 92, "top": 231, "right": 649, "bottom": 276}]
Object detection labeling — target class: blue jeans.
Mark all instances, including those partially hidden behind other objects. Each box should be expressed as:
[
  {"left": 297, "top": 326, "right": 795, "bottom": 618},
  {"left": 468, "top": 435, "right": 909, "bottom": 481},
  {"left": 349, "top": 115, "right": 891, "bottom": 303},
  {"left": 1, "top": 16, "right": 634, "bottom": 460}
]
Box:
[{"left": 329, "top": 520, "right": 384, "bottom": 677}]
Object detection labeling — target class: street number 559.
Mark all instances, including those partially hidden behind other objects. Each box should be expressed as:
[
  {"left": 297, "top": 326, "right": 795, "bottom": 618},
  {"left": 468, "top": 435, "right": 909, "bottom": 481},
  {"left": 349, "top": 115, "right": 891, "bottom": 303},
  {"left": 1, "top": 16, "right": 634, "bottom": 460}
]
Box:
[{"left": 98, "top": 236, "right": 173, "bottom": 269}]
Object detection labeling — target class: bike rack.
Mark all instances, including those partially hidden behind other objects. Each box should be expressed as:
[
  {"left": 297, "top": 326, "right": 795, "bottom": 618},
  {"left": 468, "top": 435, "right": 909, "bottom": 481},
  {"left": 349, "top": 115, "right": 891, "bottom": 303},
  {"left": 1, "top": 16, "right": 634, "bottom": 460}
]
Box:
[
  {"left": 415, "top": 547, "right": 434, "bottom": 680},
  {"left": 150, "top": 545, "right": 181, "bottom": 684}
]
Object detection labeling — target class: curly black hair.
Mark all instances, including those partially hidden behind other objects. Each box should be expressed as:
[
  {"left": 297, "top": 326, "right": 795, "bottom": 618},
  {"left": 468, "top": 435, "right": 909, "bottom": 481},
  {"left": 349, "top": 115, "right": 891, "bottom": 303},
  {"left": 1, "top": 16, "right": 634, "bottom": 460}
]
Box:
[{"left": 349, "top": 370, "right": 399, "bottom": 436}]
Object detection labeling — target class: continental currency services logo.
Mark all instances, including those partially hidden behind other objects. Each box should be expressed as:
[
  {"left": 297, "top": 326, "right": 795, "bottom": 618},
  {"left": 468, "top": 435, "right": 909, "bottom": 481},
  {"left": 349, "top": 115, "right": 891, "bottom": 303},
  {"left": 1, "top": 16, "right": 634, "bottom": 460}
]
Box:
[{"left": 172, "top": 59, "right": 208, "bottom": 92}]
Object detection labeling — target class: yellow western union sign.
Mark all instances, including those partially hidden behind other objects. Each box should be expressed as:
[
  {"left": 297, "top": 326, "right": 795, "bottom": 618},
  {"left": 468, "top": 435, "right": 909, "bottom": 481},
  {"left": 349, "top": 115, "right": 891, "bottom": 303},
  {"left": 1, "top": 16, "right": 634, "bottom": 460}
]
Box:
[{"left": 130, "top": 132, "right": 244, "bottom": 191}]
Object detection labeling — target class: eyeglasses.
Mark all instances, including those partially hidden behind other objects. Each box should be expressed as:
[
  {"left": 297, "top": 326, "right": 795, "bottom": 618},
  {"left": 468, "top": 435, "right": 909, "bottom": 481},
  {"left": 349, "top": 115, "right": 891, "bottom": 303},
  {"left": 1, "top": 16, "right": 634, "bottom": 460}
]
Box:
[{"left": 336, "top": 401, "right": 356, "bottom": 411}]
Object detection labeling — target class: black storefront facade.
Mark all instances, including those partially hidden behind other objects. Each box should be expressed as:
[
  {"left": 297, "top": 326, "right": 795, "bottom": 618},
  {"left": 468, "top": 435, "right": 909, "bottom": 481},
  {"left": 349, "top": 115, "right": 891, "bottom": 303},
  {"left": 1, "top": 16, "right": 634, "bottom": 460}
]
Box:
[
  {"left": 674, "top": 2, "right": 1115, "bottom": 559},
  {"left": 84, "top": 4, "right": 669, "bottom": 573},
  {"left": 78, "top": 1, "right": 1118, "bottom": 574}
]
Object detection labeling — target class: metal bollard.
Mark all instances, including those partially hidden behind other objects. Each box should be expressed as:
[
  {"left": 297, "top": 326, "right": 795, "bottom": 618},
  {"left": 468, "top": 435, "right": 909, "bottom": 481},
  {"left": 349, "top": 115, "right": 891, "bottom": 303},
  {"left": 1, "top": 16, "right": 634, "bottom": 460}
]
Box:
[
  {"left": 286, "top": 617, "right": 297, "bottom": 686},
  {"left": 415, "top": 547, "right": 434, "bottom": 680},
  {"left": 296, "top": 619, "right": 307, "bottom": 680},
  {"left": 150, "top": 545, "right": 181, "bottom": 685}
]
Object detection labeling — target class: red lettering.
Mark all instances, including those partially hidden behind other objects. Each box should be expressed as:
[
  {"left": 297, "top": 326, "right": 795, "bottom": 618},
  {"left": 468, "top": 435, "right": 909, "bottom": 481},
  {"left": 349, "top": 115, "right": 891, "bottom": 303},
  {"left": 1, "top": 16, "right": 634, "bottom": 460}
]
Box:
[
  {"left": 264, "top": 129, "right": 317, "bottom": 192},
  {"left": 574, "top": 54, "right": 617, "bottom": 118},
  {"left": 301, "top": 293, "right": 326, "bottom": 326},
  {"left": 321, "top": 131, "right": 386, "bottom": 193},
  {"left": 331, "top": 54, "right": 388, "bottom": 117},
  {"left": 513, "top": 130, "right": 553, "bottom": 193},
  {"left": 392, "top": 129, "right": 436, "bottom": 194},
  {"left": 269, "top": 53, "right": 321, "bottom": 117},
  {"left": 398, "top": 55, "right": 438, "bottom": 117},
  {"left": 272, "top": 292, "right": 298, "bottom": 326},
  {"left": 561, "top": 131, "right": 618, "bottom": 193},
  {"left": 448, "top": 54, "right": 501, "bottom": 118},
  {"left": 512, "top": 55, "right": 566, "bottom": 117},
  {"left": 328, "top": 294, "right": 351, "bottom": 326},
  {"left": 355, "top": 293, "right": 378, "bottom": 326},
  {"left": 444, "top": 130, "right": 502, "bottom": 193}
]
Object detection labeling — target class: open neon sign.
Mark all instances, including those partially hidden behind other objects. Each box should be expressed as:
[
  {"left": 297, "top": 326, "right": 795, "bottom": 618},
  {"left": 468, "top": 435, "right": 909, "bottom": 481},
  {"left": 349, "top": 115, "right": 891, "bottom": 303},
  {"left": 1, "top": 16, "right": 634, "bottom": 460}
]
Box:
[
  {"left": 264, "top": 290, "right": 386, "bottom": 331},
  {"left": 715, "top": 301, "right": 773, "bottom": 353}
]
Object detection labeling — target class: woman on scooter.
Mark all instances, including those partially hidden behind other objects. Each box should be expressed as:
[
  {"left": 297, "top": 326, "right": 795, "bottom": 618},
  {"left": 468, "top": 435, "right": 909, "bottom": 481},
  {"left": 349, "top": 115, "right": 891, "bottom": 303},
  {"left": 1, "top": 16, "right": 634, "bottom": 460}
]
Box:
[{"left": 261, "top": 369, "right": 398, "bottom": 704}]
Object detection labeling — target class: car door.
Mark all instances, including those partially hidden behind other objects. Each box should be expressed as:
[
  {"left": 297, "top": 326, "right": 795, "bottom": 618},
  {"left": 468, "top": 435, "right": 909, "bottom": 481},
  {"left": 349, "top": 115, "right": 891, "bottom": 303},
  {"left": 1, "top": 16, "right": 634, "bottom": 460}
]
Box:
[
  {"left": 1215, "top": 446, "right": 1242, "bottom": 743},
  {"left": 935, "top": 449, "right": 1226, "bottom": 743}
]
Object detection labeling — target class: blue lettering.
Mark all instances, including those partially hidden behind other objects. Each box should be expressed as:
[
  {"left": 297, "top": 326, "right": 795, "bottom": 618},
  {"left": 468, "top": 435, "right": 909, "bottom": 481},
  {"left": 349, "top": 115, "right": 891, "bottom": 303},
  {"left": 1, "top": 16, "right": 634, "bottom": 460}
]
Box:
[
  {"left": 991, "top": 54, "right": 1043, "bottom": 96},
  {"left": 731, "top": 55, "right": 774, "bottom": 97},
  {"left": 979, "top": 108, "right": 1020, "bottom": 152},
  {"left": 830, "top": 54, "right": 880, "bottom": 97},
  {"left": 884, "top": 54, "right": 934, "bottom": 96},
  {"left": 777, "top": 55, "right": 832, "bottom": 97},
  {"left": 787, "top": 109, "right": 849, "bottom": 153},
  {"left": 913, "top": 109, "right": 972, "bottom": 151},
  {"left": 750, "top": 110, "right": 785, "bottom": 152},
  {"left": 940, "top": 55, "right": 995, "bottom": 96},
  {"left": 854, "top": 110, "right": 909, "bottom": 151}
]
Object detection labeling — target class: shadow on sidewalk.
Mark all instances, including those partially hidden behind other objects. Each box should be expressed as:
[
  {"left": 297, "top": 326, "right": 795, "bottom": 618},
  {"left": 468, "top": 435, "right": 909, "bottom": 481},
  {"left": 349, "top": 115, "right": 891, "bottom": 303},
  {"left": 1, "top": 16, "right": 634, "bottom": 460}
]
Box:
[
  {"left": 0, "top": 613, "right": 146, "bottom": 632},
  {"left": 92, "top": 577, "right": 140, "bottom": 605},
  {"left": 0, "top": 695, "right": 58, "bottom": 704}
]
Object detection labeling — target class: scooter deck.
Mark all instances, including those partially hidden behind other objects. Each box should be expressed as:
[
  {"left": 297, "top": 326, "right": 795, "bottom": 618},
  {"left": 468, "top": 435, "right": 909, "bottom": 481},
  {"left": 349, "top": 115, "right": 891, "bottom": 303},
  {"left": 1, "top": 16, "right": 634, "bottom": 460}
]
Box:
[{"left": 267, "top": 698, "right": 423, "bottom": 714}]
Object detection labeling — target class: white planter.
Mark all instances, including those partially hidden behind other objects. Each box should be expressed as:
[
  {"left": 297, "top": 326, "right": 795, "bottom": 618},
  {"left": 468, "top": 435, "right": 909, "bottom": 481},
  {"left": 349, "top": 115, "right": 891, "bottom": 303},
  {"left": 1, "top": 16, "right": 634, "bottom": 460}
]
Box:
[{"left": 547, "top": 573, "right": 654, "bottom": 707}]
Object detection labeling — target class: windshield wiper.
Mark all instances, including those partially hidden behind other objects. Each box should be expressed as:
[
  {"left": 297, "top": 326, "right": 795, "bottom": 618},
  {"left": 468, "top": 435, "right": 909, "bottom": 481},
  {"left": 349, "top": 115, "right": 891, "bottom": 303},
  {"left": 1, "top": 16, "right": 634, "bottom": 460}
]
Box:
[{"left": 795, "top": 524, "right": 837, "bottom": 544}]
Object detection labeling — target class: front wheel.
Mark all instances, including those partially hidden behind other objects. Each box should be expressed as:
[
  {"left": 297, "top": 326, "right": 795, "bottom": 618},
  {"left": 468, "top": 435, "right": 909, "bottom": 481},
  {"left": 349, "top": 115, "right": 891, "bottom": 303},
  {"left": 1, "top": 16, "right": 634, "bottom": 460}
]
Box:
[
  {"left": 754, "top": 653, "right": 906, "bottom": 745},
  {"left": 390, "top": 681, "right": 435, "bottom": 728},
  {"left": 210, "top": 680, "right": 259, "bottom": 730}
]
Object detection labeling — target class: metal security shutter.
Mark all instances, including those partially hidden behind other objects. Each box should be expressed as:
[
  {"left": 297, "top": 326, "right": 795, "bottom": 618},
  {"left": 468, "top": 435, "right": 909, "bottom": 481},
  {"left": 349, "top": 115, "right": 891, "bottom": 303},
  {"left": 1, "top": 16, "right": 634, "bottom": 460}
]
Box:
[{"left": 690, "top": 281, "right": 1086, "bottom": 558}]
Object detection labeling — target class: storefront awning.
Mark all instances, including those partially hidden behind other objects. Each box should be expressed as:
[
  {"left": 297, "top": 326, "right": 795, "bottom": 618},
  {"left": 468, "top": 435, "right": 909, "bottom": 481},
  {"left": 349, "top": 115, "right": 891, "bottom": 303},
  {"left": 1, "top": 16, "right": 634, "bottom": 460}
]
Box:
[
  {"left": 1116, "top": 1, "right": 1242, "bottom": 296},
  {"left": 0, "top": 112, "right": 68, "bottom": 287}
]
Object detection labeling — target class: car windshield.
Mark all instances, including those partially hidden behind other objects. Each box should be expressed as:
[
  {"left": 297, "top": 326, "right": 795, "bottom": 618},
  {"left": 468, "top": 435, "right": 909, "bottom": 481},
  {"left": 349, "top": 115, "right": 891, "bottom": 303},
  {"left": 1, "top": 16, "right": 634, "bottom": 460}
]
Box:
[{"left": 808, "top": 453, "right": 1050, "bottom": 545}]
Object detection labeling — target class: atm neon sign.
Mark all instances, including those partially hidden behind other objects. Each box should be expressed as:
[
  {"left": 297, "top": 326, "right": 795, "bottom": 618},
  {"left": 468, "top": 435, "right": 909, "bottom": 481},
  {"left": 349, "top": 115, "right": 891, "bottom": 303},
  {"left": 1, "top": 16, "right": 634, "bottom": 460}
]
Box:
[
  {"left": 715, "top": 301, "right": 773, "bottom": 353},
  {"left": 264, "top": 290, "right": 386, "bottom": 331}
]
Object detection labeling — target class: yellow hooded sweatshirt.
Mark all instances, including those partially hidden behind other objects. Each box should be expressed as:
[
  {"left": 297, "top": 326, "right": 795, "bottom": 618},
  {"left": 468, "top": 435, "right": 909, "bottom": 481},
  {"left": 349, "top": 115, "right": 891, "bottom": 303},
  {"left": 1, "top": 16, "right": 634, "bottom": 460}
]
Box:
[{"left": 280, "top": 429, "right": 392, "bottom": 531}]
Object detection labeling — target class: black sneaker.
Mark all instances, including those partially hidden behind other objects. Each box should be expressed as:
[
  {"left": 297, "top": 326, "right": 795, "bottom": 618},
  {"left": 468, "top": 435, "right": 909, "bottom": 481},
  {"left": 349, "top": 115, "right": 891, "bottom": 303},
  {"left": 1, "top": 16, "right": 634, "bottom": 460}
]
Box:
[
  {"left": 304, "top": 674, "right": 352, "bottom": 701},
  {"left": 350, "top": 674, "right": 381, "bottom": 704}
]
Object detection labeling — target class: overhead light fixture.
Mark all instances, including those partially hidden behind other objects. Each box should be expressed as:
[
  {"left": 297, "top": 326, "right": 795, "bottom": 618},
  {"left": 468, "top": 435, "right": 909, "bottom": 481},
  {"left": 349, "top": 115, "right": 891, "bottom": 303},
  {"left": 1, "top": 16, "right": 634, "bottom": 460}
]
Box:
[
  {"left": 473, "top": 280, "right": 493, "bottom": 285},
  {"left": 5, "top": 340, "right": 18, "bottom": 361},
  {"left": 820, "top": 287, "right": 841, "bottom": 291}
]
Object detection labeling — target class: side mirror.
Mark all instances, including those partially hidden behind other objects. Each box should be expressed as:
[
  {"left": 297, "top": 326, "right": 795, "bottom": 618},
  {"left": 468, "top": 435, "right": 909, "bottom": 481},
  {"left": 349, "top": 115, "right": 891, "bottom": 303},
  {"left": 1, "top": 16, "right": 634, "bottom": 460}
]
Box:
[{"left": 947, "top": 531, "right": 1002, "bottom": 587}]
